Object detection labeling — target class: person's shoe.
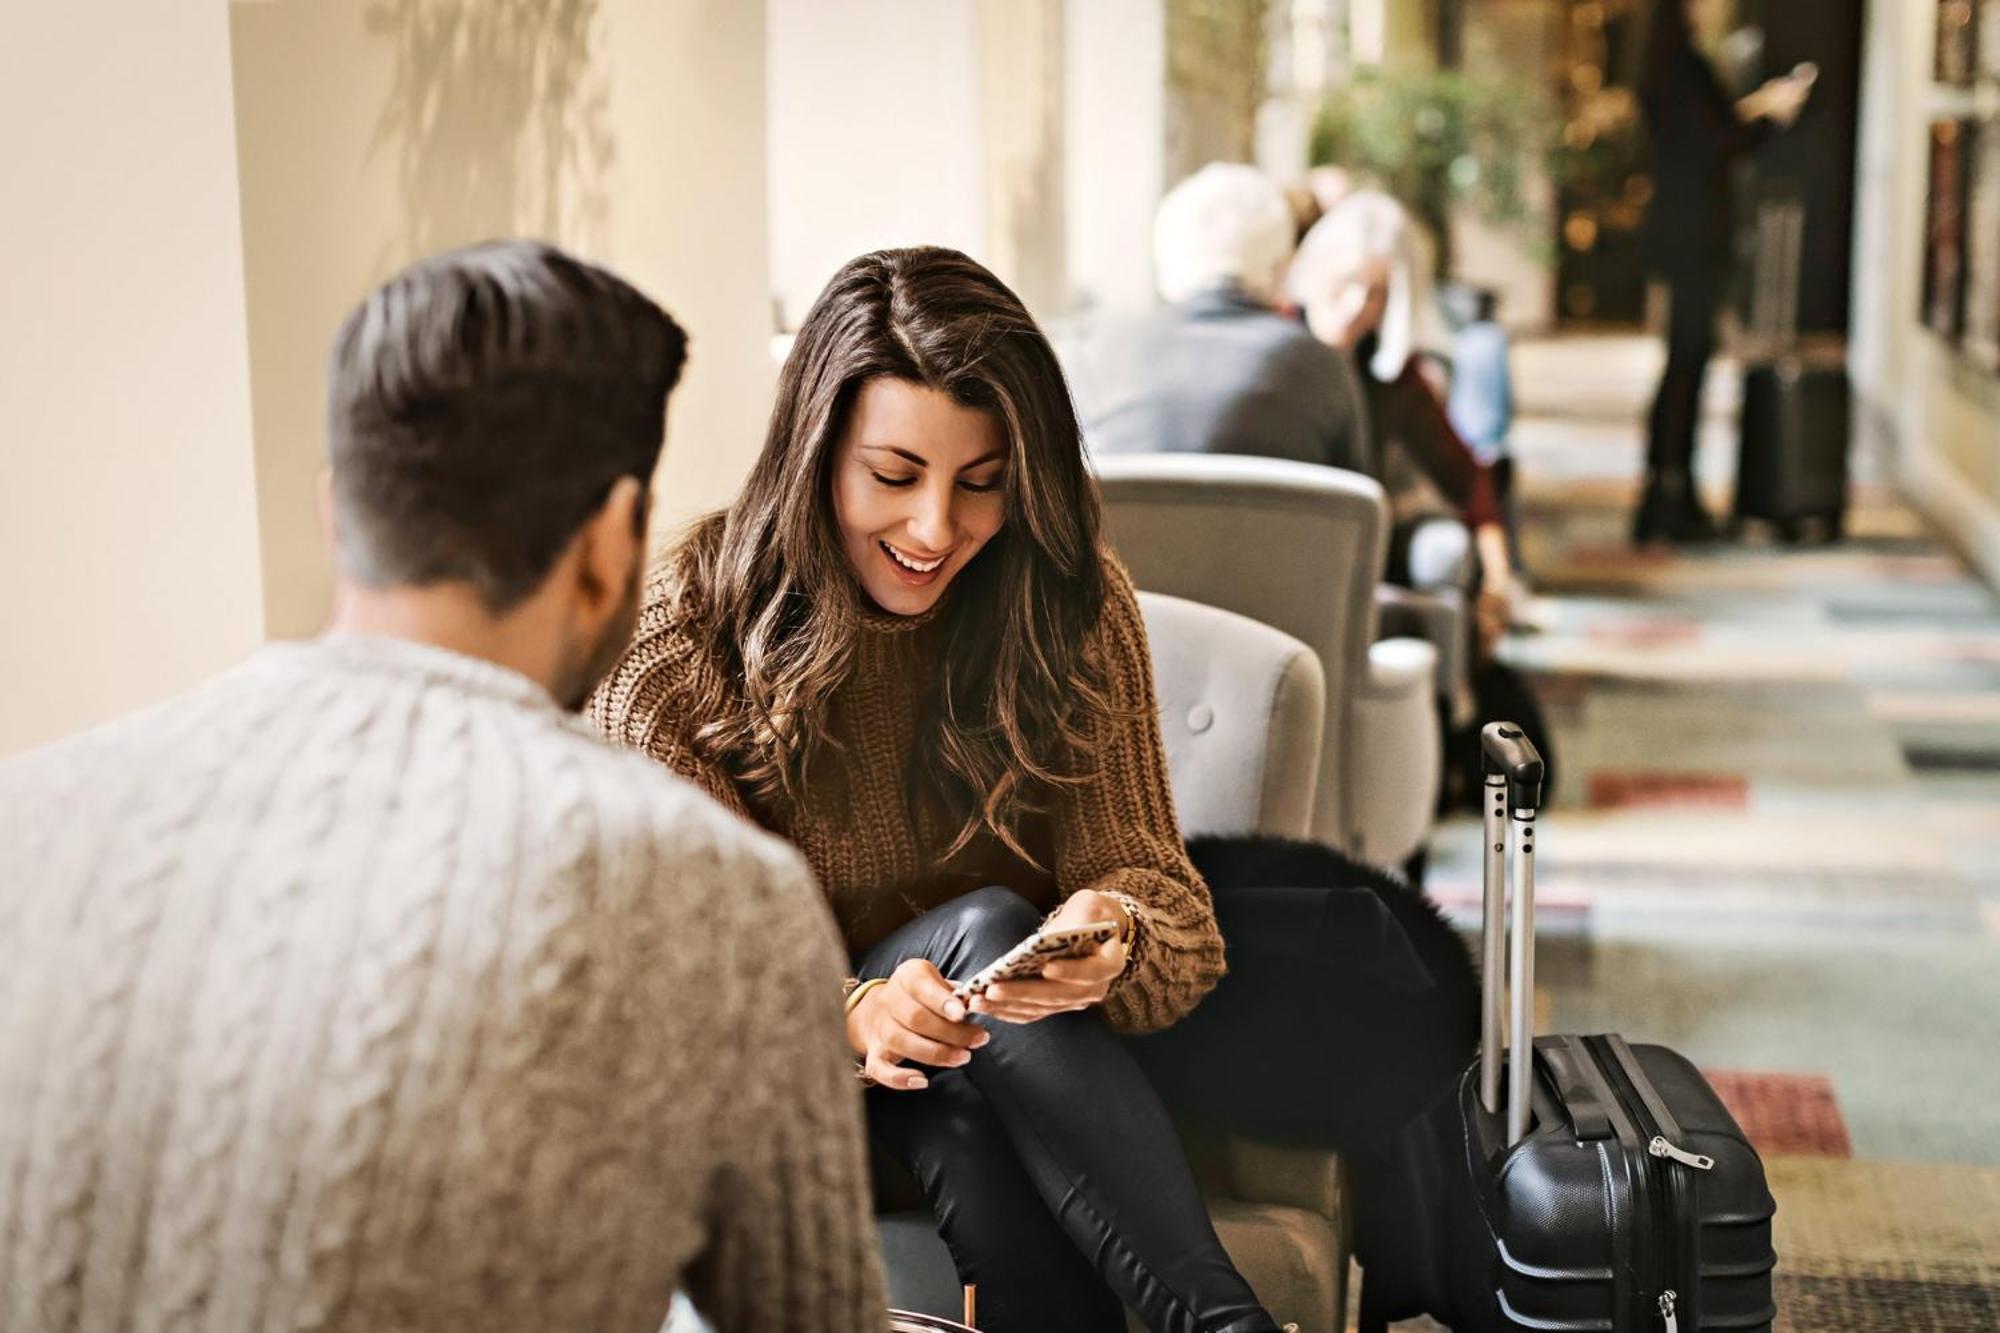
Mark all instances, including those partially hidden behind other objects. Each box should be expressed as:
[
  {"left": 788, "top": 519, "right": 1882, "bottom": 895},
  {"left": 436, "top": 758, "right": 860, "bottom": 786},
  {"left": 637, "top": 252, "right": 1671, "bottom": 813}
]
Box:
[
  {"left": 1632, "top": 471, "right": 1720, "bottom": 546},
  {"left": 1632, "top": 473, "right": 1673, "bottom": 545},
  {"left": 1671, "top": 487, "right": 1722, "bottom": 544}
]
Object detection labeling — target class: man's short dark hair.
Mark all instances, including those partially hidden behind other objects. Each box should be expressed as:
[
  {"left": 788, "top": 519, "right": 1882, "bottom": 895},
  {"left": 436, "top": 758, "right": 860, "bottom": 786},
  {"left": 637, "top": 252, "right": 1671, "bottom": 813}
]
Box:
[{"left": 328, "top": 240, "right": 688, "bottom": 611}]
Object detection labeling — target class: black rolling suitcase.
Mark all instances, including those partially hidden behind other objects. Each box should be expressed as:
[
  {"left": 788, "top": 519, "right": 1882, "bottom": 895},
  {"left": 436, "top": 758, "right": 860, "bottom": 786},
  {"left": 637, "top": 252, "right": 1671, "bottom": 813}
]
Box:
[
  {"left": 1443, "top": 724, "right": 1777, "bottom": 1332},
  {"left": 1733, "top": 199, "right": 1851, "bottom": 542}
]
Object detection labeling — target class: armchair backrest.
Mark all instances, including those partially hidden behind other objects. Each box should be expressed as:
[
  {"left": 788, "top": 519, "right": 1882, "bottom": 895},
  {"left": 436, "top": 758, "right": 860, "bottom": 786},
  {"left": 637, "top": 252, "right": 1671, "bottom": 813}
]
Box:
[
  {"left": 1097, "top": 453, "right": 1389, "bottom": 846},
  {"left": 1136, "top": 591, "right": 1325, "bottom": 840}
]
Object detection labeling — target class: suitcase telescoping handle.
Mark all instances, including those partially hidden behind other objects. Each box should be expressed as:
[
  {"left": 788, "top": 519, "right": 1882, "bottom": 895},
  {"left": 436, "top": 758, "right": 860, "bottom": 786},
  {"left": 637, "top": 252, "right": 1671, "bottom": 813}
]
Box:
[{"left": 1480, "top": 722, "right": 1546, "bottom": 1144}]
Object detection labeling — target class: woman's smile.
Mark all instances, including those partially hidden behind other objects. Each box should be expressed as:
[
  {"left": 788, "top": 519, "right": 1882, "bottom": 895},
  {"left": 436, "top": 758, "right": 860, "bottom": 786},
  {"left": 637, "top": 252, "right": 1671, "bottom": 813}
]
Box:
[{"left": 880, "top": 539, "right": 951, "bottom": 584}]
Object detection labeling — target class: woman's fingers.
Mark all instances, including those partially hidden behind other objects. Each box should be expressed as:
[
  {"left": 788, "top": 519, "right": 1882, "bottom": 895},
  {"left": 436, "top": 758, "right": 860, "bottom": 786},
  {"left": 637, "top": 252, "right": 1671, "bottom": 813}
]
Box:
[
  {"left": 883, "top": 984, "right": 987, "bottom": 1049},
  {"left": 893, "top": 957, "right": 972, "bottom": 1023},
  {"left": 864, "top": 1052, "right": 929, "bottom": 1092},
  {"left": 884, "top": 1028, "right": 975, "bottom": 1068},
  {"left": 988, "top": 977, "right": 1106, "bottom": 1006},
  {"left": 974, "top": 999, "right": 1092, "bottom": 1024},
  {"left": 970, "top": 980, "right": 1100, "bottom": 1024},
  {"left": 1039, "top": 944, "right": 1124, "bottom": 985}
]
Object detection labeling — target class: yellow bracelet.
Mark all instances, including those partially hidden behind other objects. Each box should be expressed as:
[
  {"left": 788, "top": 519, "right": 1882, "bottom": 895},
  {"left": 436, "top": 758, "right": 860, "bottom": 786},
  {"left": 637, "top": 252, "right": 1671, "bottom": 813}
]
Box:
[
  {"left": 845, "top": 977, "right": 888, "bottom": 1014},
  {"left": 1110, "top": 896, "right": 1139, "bottom": 948}
]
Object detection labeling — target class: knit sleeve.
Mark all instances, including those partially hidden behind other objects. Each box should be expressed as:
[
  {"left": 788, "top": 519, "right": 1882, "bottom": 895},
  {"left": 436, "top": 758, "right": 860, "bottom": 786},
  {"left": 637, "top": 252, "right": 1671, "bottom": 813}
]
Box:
[
  {"left": 1052, "top": 554, "right": 1227, "bottom": 1034},
  {"left": 682, "top": 840, "right": 887, "bottom": 1332},
  {"left": 587, "top": 561, "right": 755, "bottom": 822}
]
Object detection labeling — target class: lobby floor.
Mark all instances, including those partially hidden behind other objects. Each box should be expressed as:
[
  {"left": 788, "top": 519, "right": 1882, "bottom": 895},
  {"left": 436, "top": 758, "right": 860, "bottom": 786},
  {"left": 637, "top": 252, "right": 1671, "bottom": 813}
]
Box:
[{"left": 1408, "top": 335, "right": 2000, "bottom": 1330}]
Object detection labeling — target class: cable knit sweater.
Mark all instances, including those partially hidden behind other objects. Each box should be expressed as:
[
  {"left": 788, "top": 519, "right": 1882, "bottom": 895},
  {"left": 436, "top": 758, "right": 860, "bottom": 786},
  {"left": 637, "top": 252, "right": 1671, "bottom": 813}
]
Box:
[
  {"left": 0, "top": 635, "right": 885, "bottom": 1333},
  {"left": 590, "top": 547, "right": 1228, "bottom": 1034}
]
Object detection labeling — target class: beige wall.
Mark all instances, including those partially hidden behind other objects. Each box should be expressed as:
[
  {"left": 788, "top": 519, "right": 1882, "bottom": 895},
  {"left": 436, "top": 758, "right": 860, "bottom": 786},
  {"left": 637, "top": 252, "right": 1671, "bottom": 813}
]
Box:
[
  {"left": 977, "top": 0, "right": 1068, "bottom": 318},
  {"left": 1851, "top": 0, "right": 2000, "bottom": 586},
  {"left": 0, "top": 2, "right": 266, "bottom": 756},
  {"left": 1065, "top": 0, "right": 1166, "bottom": 313},
  {"left": 231, "top": 0, "right": 775, "bottom": 639},
  {"left": 766, "top": 0, "right": 986, "bottom": 327},
  {"left": 768, "top": 0, "right": 1101, "bottom": 327}
]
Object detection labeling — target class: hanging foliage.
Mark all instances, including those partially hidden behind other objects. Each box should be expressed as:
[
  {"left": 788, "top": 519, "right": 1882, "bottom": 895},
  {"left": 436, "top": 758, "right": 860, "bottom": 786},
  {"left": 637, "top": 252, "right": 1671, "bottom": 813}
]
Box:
[{"left": 1312, "top": 65, "right": 1566, "bottom": 262}]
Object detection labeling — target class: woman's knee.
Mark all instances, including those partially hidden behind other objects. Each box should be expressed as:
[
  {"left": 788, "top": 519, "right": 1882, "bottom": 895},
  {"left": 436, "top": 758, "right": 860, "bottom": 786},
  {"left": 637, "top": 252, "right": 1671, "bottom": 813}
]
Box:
[{"left": 935, "top": 886, "right": 1042, "bottom": 971}]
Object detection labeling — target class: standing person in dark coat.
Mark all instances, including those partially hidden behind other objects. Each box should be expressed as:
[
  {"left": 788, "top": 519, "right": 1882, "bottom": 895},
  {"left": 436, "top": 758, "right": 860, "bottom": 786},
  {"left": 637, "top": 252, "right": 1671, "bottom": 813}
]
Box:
[{"left": 1636, "top": 0, "right": 1814, "bottom": 544}]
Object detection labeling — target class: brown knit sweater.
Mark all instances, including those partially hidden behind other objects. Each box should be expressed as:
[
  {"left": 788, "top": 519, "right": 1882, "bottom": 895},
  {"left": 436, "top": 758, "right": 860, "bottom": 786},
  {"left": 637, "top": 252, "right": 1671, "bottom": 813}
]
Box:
[{"left": 590, "top": 547, "right": 1227, "bottom": 1034}]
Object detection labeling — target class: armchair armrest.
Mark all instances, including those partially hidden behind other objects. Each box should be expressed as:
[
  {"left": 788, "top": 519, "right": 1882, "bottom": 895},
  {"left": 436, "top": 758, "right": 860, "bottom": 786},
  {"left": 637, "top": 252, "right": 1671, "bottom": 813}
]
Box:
[
  {"left": 1375, "top": 583, "right": 1475, "bottom": 729},
  {"left": 1348, "top": 637, "right": 1442, "bottom": 867},
  {"left": 1222, "top": 1138, "right": 1348, "bottom": 1224}
]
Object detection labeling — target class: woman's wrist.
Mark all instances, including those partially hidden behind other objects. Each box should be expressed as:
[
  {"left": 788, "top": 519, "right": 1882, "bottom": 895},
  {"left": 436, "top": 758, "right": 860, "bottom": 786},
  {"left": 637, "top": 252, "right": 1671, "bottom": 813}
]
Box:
[
  {"left": 844, "top": 976, "right": 887, "bottom": 1013},
  {"left": 843, "top": 977, "right": 886, "bottom": 1061},
  {"left": 1103, "top": 892, "right": 1142, "bottom": 953}
]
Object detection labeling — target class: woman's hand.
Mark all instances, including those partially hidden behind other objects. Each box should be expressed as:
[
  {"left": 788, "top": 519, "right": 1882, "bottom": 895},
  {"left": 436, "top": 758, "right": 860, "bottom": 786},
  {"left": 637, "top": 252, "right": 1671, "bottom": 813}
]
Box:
[
  {"left": 1473, "top": 521, "right": 1516, "bottom": 656},
  {"left": 848, "top": 958, "right": 990, "bottom": 1092},
  {"left": 970, "top": 890, "right": 1130, "bottom": 1025}
]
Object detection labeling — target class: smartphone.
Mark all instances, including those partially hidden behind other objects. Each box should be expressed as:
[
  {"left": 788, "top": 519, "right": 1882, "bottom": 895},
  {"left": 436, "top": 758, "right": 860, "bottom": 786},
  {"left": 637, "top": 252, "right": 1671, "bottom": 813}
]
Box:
[{"left": 951, "top": 919, "right": 1120, "bottom": 1003}]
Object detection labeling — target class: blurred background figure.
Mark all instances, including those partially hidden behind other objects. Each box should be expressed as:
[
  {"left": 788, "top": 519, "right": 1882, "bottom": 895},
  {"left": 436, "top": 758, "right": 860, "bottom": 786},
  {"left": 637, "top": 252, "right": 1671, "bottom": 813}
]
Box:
[
  {"left": 1635, "top": 0, "right": 1814, "bottom": 543},
  {"left": 1442, "top": 284, "right": 1525, "bottom": 580},
  {"left": 1288, "top": 188, "right": 1516, "bottom": 651},
  {"left": 1066, "top": 161, "right": 1369, "bottom": 471}
]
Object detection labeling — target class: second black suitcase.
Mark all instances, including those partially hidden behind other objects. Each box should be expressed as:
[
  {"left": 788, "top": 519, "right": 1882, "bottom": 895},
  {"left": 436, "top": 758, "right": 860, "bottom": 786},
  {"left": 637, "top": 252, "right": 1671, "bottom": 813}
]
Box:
[
  {"left": 1734, "top": 357, "right": 1851, "bottom": 541},
  {"left": 1442, "top": 725, "right": 1778, "bottom": 1332},
  {"left": 1732, "top": 197, "right": 1851, "bottom": 543}
]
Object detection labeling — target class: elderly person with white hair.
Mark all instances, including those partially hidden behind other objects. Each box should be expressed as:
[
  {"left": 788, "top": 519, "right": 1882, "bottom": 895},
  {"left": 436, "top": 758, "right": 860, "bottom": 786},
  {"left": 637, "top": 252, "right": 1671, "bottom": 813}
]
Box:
[
  {"left": 1064, "top": 162, "right": 1369, "bottom": 470},
  {"left": 1288, "top": 189, "right": 1515, "bottom": 651}
]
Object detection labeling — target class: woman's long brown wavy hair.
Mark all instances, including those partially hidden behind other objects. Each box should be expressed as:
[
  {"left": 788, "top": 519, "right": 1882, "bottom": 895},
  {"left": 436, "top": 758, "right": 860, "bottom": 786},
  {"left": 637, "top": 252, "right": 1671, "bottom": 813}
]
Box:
[{"left": 675, "top": 246, "right": 1113, "bottom": 862}]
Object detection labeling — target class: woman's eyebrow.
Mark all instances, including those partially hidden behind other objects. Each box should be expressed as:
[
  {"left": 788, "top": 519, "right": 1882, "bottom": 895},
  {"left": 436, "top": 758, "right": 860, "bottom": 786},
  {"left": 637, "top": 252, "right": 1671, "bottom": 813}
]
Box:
[
  {"left": 860, "top": 444, "right": 928, "bottom": 467},
  {"left": 859, "top": 444, "right": 1008, "bottom": 470}
]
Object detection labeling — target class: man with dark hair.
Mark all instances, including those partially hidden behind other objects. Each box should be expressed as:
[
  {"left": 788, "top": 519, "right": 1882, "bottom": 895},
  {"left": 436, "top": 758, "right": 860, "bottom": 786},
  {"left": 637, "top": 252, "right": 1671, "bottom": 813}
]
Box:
[{"left": 0, "top": 241, "right": 886, "bottom": 1333}]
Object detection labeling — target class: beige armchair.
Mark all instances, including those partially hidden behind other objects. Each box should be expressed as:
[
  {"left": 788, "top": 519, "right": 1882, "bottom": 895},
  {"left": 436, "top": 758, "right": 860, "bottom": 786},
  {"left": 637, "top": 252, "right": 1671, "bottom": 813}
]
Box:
[
  {"left": 872, "top": 591, "right": 1350, "bottom": 1332},
  {"left": 1094, "top": 453, "right": 1441, "bottom": 869}
]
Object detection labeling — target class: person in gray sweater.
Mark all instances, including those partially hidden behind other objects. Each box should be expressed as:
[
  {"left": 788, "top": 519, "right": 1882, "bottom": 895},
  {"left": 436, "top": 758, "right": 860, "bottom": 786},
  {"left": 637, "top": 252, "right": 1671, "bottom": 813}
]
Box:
[
  {"left": 0, "top": 242, "right": 886, "bottom": 1333},
  {"left": 1063, "top": 162, "right": 1370, "bottom": 472}
]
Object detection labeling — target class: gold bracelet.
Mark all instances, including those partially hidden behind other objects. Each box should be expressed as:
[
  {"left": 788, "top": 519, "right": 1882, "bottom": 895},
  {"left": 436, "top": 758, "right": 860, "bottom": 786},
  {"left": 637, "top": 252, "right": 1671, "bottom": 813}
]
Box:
[
  {"left": 845, "top": 977, "right": 888, "bottom": 1014},
  {"left": 1109, "top": 895, "right": 1139, "bottom": 948}
]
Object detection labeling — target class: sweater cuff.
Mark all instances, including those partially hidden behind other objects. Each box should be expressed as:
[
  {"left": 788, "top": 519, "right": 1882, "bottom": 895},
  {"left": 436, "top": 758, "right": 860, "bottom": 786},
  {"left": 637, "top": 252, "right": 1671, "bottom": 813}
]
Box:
[{"left": 1104, "top": 891, "right": 1163, "bottom": 1002}]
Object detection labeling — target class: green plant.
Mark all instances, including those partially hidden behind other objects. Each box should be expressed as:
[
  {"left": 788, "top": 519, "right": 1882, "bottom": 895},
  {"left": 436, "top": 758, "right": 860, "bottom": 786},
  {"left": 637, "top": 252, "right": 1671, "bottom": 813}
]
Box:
[{"left": 1312, "top": 65, "right": 1561, "bottom": 262}]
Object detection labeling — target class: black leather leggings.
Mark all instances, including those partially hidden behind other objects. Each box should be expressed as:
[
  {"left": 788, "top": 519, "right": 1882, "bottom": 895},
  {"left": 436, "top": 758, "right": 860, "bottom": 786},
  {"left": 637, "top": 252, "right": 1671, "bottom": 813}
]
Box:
[{"left": 858, "top": 887, "right": 1277, "bottom": 1333}]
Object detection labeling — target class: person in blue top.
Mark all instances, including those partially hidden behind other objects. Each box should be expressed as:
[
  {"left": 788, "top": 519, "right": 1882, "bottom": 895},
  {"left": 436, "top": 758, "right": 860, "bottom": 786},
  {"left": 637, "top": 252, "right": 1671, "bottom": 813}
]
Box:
[{"left": 1446, "top": 285, "right": 1525, "bottom": 582}]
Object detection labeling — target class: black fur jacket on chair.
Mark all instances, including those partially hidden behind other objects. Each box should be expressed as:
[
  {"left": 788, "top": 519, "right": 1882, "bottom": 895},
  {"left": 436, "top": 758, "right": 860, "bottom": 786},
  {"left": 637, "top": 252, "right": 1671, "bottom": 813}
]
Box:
[
  {"left": 1129, "top": 833, "right": 1478, "bottom": 1151},
  {"left": 1127, "top": 834, "right": 1479, "bottom": 1326}
]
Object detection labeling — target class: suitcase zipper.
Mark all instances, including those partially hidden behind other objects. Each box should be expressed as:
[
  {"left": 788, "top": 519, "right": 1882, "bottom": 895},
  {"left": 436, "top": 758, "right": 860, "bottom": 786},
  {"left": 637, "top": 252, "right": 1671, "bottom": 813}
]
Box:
[
  {"left": 1649, "top": 1136, "right": 1715, "bottom": 1171},
  {"left": 1589, "top": 1037, "right": 1685, "bottom": 1328},
  {"left": 1614, "top": 1039, "right": 1716, "bottom": 1333}
]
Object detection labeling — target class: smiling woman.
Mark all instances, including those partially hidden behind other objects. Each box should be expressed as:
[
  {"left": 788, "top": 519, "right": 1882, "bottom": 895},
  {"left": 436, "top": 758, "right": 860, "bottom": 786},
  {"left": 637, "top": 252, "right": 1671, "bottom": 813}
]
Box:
[
  {"left": 833, "top": 380, "right": 1009, "bottom": 616},
  {"left": 588, "top": 247, "right": 1282, "bottom": 1332}
]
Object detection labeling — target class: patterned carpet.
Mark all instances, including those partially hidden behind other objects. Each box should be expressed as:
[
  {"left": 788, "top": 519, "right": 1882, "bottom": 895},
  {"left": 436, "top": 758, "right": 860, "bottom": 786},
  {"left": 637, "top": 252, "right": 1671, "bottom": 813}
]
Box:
[{"left": 1398, "top": 335, "right": 2000, "bottom": 1331}]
